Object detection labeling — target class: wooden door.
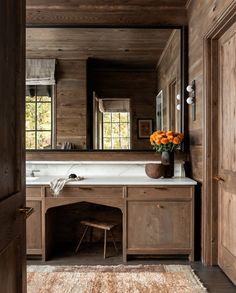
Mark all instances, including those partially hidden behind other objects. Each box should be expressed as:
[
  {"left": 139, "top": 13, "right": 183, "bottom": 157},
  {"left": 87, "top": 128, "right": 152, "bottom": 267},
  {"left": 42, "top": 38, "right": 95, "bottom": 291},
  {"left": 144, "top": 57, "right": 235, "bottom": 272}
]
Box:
[
  {"left": 218, "top": 22, "right": 236, "bottom": 284},
  {"left": 0, "top": 0, "right": 26, "bottom": 292}
]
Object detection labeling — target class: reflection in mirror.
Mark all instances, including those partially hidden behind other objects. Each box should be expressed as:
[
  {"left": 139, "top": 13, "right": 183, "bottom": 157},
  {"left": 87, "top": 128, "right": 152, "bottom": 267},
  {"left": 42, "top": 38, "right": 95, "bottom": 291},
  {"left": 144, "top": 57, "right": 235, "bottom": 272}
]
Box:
[
  {"left": 93, "top": 96, "right": 131, "bottom": 150},
  {"left": 26, "top": 28, "right": 183, "bottom": 151},
  {"left": 25, "top": 85, "right": 54, "bottom": 150}
]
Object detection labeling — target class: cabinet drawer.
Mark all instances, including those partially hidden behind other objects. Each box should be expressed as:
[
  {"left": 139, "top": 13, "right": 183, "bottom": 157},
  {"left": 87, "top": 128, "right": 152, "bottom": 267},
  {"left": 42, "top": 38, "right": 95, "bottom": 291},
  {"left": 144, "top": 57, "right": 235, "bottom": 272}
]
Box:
[
  {"left": 127, "top": 187, "right": 192, "bottom": 200},
  {"left": 26, "top": 187, "right": 42, "bottom": 198},
  {"left": 45, "top": 186, "right": 123, "bottom": 198}
]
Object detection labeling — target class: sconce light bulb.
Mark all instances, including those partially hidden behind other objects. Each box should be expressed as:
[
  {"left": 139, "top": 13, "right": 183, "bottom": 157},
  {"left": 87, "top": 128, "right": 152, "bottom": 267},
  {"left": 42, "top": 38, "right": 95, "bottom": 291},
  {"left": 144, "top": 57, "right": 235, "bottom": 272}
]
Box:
[
  {"left": 186, "top": 97, "right": 194, "bottom": 105},
  {"left": 186, "top": 85, "right": 193, "bottom": 93},
  {"left": 176, "top": 94, "right": 181, "bottom": 100},
  {"left": 176, "top": 104, "right": 181, "bottom": 111}
]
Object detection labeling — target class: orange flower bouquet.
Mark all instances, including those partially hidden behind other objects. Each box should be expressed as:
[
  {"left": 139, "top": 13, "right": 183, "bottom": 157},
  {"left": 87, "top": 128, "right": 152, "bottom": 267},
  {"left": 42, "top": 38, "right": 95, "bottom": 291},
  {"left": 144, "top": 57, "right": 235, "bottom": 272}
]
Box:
[
  {"left": 147, "top": 130, "right": 184, "bottom": 178},
  {"left": 150, "top": 130, "right": 184, "bottom": 153}
]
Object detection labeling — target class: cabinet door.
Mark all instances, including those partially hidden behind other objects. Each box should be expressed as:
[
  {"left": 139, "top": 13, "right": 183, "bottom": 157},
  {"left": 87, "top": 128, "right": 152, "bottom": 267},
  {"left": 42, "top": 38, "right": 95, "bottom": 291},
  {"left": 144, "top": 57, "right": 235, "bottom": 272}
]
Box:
[
  {"left": 127, "top": 201, "right": 191, "bottom": 250},
  {"left": 26, "top": 200, "right": 42, "bottom": 255}
]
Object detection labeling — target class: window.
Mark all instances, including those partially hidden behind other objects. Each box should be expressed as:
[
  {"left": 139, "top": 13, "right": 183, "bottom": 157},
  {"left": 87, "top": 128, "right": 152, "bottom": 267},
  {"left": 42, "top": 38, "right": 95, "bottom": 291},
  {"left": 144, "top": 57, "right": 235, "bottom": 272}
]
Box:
[
  {"left": 25, "top": 85, "right": 54, "bottom": 149},
  {"left": 103, "top": 112, "right": 130, "bottom": 149}
]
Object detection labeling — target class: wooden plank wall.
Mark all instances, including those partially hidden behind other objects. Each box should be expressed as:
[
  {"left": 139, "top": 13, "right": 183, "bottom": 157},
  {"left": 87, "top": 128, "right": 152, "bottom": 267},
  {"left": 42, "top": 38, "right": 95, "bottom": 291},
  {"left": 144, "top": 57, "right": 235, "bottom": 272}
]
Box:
[
  {"left": 90, "top": 68, "right": 157, "bottom": 150},
  {"left": 56, "top": 60, "right": 87, "bottom": 149},
  {"left": 156, "top": 30, "right": 181, "bottom": 131},
  {"left": 26, "top": 0, "right": 188, "bottom": 26},
  {"left": 187, "top": 0, "right": 235, "bottom": 182}
]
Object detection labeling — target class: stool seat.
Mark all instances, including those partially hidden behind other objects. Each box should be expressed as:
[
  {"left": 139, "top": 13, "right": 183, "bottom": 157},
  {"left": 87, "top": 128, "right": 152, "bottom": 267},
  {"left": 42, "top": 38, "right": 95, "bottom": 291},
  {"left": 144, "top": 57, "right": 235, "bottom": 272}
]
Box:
[
  {"left": 80, "top": 220, "right": 117, "bottom": 231},
  {"left": 75, "top": 219, "right": 119, "bottom": 258}
]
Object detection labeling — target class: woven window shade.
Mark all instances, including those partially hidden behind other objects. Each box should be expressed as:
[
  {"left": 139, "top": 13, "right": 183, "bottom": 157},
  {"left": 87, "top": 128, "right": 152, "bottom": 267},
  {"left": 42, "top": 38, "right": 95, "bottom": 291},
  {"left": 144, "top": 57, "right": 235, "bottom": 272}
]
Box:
[
  {"left": 98, "top": 99, "right": 130, "bottom": 113},
  {"left": 26, "top": 59, "right": 56, "bottom": 85}
]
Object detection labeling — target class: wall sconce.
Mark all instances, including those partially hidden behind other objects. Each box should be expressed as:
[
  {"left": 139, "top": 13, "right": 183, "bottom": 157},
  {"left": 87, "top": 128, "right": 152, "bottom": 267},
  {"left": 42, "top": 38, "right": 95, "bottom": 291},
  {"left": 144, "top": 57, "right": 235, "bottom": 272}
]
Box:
[
  {"left": 186, "top": 80, "right": 196, "bottom": 121},
  {"left": 176, "top": 94, "right": 181, "bottom": 111},
  {"left": 176, "top": 104, "right": 181, "bottom": 111}
]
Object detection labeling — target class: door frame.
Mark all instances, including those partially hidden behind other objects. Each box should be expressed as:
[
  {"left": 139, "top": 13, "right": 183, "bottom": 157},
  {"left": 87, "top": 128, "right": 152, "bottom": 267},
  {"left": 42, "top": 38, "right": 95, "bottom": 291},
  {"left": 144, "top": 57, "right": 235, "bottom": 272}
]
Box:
[{"left": 203, "top": 2, "right": 236, "bottom": 265}]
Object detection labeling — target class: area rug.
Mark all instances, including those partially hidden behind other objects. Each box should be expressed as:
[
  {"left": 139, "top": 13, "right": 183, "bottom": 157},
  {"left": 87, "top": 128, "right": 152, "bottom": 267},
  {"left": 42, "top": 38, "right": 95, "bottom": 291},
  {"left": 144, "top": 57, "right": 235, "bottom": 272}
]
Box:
[{"left": 27, "top": 264, "right": 207, "bottom": 293}]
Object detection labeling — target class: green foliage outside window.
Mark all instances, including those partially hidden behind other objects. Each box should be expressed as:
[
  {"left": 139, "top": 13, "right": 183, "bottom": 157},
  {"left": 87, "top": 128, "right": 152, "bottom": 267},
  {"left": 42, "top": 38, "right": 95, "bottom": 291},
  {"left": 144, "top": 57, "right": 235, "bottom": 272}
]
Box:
[
  {"left": 103, "top": 112, "right": 130, "bottom": 149},
  {"left": 25, "top": 85, "right": 53, "bottom": 149}
]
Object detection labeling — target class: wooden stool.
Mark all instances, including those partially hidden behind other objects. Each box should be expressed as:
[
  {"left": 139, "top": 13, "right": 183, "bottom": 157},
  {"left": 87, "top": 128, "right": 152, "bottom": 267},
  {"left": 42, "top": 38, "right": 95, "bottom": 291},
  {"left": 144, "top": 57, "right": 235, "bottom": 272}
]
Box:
[{"left": 75, "top": 220, "right": 119, "bottom": 259}]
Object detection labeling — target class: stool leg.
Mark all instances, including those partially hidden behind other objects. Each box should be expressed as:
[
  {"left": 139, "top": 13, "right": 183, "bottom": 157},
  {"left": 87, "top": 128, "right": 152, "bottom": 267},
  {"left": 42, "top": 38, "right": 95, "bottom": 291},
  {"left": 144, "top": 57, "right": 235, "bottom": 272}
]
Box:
[
  {"left": 89, "top": 227, "right": 93, "bottom": 243},
  {"left": 75, "top": 226, "right": 89, "bottom": 253},
  {"left": 110, "top": 230, "right": 119, "bottom": 254},
  {"left": 104, "top": 230, "right": 107, "bottom": 259}
]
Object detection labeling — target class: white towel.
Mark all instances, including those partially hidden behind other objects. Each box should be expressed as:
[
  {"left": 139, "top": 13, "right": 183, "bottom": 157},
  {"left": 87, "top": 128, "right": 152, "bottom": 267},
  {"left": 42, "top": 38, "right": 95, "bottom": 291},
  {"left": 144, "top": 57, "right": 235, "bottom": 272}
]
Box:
[{"left": 50, "top": 176, "right": 84, "bottom": 196}]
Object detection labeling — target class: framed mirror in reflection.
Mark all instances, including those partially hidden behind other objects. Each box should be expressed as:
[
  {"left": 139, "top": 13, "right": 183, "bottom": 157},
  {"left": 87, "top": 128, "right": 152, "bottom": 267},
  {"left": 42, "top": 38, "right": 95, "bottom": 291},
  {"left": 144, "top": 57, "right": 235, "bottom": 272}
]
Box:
[{"left": 26, "top": 27, "right": 185, "bottom": 151}]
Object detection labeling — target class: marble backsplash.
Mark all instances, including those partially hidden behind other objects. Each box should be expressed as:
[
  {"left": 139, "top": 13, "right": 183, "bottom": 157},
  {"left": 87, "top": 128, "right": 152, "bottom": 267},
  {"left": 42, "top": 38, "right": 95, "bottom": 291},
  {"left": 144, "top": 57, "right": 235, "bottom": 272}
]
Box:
[{"left": 26, "top": 160, "right": 186, "bottom": 178}]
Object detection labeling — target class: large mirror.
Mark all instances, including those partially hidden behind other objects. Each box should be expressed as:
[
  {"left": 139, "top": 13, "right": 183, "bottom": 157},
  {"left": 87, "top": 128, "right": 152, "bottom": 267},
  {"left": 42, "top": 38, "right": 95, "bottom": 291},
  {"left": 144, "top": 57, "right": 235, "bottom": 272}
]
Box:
[{"left": 26, "top": 27, "right": 185, "bottom": 151}]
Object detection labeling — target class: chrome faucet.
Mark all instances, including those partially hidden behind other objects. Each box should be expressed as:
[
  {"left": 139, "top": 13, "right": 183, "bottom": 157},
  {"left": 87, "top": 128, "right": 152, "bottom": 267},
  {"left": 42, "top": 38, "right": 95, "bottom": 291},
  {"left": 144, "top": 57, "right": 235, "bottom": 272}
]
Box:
[{"left": 30, "top": 170, "right": 40, "bottom": 177}]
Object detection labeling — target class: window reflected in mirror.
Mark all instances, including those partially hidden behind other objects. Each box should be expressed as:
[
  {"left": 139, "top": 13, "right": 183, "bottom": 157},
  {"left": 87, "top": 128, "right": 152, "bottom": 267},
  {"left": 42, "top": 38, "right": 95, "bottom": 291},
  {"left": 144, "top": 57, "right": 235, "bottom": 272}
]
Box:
[
  {"left": 25, "top": 85, "right": 54, "bottom": 150},
  {"left": 93, "top": 97, "right": 131, "bottom": 150},
  {"left": 103, "top": 112, "right": 130, "bottom": 150}
]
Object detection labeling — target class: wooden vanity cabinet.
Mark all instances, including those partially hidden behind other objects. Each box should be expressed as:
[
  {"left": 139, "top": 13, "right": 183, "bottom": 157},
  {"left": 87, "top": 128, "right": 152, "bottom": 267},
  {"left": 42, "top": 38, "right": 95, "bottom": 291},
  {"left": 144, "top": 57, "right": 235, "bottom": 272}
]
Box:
[
  {"left": 125, "top": 186, "right": 194, "bottom": 260},
  {"left": 25, "top": 184, "right": 195, "bottom": 261},
  {"left": 26, "top": 187, "right": 43, "bottom": 256}
]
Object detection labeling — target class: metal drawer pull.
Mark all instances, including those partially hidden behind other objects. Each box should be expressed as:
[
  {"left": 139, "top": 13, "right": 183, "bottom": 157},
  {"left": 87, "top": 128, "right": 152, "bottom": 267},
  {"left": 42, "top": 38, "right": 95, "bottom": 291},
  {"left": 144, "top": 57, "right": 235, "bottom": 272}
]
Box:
[
  {"left": 155, "top": 187, "right": 168, "bottom": 190},
  {"left": 79, "top": 187, "right": 92, "bottom": 190},
  {"left": 19, "top": 207, "right": 34, "bottom": 219},
  {"left": 213, "top": 176, "right": 225, "bottom": 182},
  {"left": 156, "top": 204, "right": 164, "bottom": 209}
]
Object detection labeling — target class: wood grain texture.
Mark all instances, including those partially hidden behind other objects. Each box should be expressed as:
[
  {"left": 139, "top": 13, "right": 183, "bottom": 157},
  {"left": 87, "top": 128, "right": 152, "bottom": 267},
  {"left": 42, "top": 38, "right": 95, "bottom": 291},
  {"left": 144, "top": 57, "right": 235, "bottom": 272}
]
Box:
[
  {"left": 26, "top": 0, "right": 188, "bottom": 26},
  {"left": 26, "top": 200, "right": 42, "bottom": 254},
  {"left": 187, "top": 0, "right": 235, "bottom": 183},
  {"left": 26, "top": 150, "right": 187, "bottom": 161},
  {"left": 218, "top": 21, "right": 236, "bottom": 285},
  {"left": 56, "top": 60, "right": 87, "bottom": 149},
  {"left": 0, "top": 0, "right": 26, "bottom": 291},
  {"left": 198, "top": 0, "right": 236, "bottom": 269},
  {"left": 27, "top": 28, "right": 173, "bottom": 69},
  {"left": 26, "top": 184, "right": 194, "bottom": 262},
  {"left": 126, "top": 186, "right": 194, "bottom": 260}
]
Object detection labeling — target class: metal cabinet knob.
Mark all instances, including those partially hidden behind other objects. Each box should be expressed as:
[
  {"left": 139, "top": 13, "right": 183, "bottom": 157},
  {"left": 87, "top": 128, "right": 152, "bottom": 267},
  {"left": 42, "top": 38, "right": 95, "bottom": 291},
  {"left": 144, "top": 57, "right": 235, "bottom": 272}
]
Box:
[{"left": 156, "top": 204, "right": 164, "bottom": 209}]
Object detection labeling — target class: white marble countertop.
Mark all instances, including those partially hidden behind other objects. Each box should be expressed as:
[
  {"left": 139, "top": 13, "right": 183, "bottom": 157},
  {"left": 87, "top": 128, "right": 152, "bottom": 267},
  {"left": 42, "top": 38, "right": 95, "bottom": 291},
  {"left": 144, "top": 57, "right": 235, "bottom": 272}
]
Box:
[{"left": 26, "top": 176, "right": 197, "bottom": 186}]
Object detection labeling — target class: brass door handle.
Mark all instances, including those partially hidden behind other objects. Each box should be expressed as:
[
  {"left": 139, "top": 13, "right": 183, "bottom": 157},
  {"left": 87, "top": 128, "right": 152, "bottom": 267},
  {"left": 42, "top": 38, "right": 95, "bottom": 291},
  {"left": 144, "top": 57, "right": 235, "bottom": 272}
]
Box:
[
  {"left": 19, "top": 207, "right": 34, "bottom": 219},
  {"left": 213, "top": 176, "right": 225, "bottom": 182}
]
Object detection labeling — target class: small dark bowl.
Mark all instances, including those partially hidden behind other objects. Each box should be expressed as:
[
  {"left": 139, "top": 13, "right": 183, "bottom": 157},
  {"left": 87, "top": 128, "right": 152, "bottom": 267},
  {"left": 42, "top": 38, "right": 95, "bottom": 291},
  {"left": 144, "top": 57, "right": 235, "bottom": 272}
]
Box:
[
  {"left": 69, "top": 173, "right": 77, "bottom": 179},
  {"left": 145, "top": 163, "right": 164, "bottom": 179}
]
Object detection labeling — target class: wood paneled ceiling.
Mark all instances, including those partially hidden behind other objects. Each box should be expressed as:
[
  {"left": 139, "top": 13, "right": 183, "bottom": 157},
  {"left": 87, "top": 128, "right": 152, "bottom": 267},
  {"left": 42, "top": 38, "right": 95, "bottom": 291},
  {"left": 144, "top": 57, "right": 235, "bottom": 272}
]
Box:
[
  {"left": 26, "top": 28, "right": 178, "bottom": 69},
  {"left": 26, "top": 0, "right": 188, "bottom": 26}
]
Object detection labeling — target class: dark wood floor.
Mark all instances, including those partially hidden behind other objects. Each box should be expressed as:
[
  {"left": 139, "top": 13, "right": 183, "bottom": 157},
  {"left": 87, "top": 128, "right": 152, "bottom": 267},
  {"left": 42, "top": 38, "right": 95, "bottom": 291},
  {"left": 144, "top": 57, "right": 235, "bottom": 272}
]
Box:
[{"left": 28, "top": 243, "right": 236, "bottom": 293}]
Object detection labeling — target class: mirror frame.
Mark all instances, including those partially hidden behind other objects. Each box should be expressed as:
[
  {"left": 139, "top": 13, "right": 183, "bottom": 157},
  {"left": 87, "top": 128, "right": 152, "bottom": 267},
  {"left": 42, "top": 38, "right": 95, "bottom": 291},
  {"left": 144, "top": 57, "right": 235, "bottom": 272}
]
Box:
[{"left": 26, "top": 24, "right": 188, "bottom": 157}]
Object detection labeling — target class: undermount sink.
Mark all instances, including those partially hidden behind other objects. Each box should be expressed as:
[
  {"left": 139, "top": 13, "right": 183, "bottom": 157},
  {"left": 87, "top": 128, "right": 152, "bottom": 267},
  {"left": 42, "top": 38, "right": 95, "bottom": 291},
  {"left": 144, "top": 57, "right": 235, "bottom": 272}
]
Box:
[{"left": 26, "top": 177, "right": 39, "bottom": 181}]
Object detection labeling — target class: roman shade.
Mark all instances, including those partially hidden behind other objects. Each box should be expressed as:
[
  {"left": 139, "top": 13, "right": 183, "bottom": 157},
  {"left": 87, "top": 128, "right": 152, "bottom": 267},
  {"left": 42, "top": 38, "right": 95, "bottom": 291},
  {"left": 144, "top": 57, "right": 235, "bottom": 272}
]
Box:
[
  {"left": 97, "top": 98, "right": 130, "bottom": 113},
  {"left": 26, "top": 59, "right": 56, "bottom": 85}
]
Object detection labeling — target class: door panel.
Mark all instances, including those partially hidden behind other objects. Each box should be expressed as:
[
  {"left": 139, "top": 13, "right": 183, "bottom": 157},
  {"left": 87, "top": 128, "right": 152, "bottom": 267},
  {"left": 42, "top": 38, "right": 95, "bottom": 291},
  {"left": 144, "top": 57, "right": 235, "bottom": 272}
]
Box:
[
  {"left": 127, "top": 201, "right": 191, "bottom": 249},
  {"left": 0, "top": 0, "right": 26, "bottom": 292},
  {"left": 220, "top": 188, "right": 236, "bottom": 255},
  {"left": 26, "top": 200, "right": 42, "bottom": 254},
  {"left": 218, "top": 21, "right": 236, "bottom": 284}
]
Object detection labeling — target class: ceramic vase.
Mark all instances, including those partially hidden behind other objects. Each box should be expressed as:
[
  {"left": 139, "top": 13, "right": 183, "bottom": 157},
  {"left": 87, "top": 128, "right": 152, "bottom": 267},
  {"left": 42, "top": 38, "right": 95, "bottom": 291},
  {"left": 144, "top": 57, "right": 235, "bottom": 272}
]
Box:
[{"left": 161, "top": 151, "right": 174, "bottom": 178}]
